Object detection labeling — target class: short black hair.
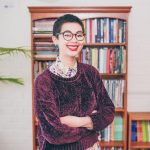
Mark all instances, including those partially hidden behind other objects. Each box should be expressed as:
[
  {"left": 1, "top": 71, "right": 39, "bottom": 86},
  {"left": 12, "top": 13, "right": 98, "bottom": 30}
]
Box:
[{"left": 53, "top": 14, "right": 84, "bottom": 38}]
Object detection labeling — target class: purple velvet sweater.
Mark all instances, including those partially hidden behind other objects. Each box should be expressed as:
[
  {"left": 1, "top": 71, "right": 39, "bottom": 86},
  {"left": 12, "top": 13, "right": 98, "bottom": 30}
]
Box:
[{"left": 34, "top": 62, "right": 115, "bottom": 150}]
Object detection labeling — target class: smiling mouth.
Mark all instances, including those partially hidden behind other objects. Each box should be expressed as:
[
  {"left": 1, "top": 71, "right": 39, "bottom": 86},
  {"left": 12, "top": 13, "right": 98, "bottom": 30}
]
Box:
[{"left": 67, "top": 45, "right": 79, "bottom": 51}]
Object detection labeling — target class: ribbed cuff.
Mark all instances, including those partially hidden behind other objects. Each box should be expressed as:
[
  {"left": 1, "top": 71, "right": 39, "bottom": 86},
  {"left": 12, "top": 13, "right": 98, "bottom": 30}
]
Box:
[{"left": 89, "top": 113, "right": 99, "bottom": 131}]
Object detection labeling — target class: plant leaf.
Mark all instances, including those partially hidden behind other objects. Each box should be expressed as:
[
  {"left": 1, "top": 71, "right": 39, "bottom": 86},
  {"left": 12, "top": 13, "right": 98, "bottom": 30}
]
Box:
[
  {"left": 0, "top": 47, "right": 31, "bottom": 57},
  {"left": 0, "top": 76, "right": 24, "bottom": 85}
]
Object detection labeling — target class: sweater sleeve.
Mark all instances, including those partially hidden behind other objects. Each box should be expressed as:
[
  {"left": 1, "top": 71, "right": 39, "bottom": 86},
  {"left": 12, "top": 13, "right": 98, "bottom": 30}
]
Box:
[
  {"left": 89, "top": 68, "right": 115, "bottom": 131},
  {"left": 34, "top": 75, "right": 86, "bottom": 145}
]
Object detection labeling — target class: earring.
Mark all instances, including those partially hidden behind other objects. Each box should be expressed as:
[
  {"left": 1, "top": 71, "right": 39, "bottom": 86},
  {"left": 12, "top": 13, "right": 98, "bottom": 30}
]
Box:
[{"left": 55, "top": 44, "right": 59, "bottom": 51}]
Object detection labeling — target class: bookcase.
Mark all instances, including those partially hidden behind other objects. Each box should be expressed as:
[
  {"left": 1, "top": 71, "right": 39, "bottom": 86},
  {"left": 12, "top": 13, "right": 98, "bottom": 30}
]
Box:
[
  {"left": 128, "top": 112, "right": 150, "bottom": 150},
  {"left": 28, "top": 7, "right": 131, "bottom": 150}
]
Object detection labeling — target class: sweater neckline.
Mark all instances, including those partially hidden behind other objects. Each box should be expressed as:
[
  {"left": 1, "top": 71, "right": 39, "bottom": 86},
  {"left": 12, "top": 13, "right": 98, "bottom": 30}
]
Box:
[{"left": 47, "top": 62, "right": 82, "bottom": 82}]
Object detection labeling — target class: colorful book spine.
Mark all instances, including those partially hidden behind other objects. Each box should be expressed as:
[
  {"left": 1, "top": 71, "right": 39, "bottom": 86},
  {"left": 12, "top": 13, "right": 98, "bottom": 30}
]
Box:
[
  {"left": 131, "top": 121, "right": 137, "bottom": 142},
  {"left": 148, "top": 121, "right": 150, "bottom": 142},
  {"left": 114, "top": 115, "right": 123, "bottom": 141},
  {"left": 142, "top": 121, "right": 148, "bottom": 142},
  {"left": 137, "top": 121, "right": 143, "bottom": 142}
]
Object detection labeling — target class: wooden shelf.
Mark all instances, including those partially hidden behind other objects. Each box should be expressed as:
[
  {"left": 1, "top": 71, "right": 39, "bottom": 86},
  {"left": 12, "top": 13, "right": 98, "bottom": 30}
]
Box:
[
  {"left": 34, "top": 57, "right": 56, "bottom": 61},
  {"left": 129, "top": 112, "right": 150, "bottom": 121},
  {"left": 115, "top": 108, "right": 125, "bottom": 112},
  {"left": 33, "top": 38, "right": 126, "bottom": 46},
  {"left": 131, "top": 142, "right": 150, "bottom": 149},
  {"left": 100, "top": 73, "right": 126, "bottom": 79},
  {"left": 84, "top": 43, "right": 126, "bottom": 47},
  {"left": 33, "top": 35, "right": 52, "bottom": 39},
  {"left": 28, "top": 6, "right": 132, "bottom": 13},
  {"left": 99, "top": 141, "right": 124, "bottom": 147}
]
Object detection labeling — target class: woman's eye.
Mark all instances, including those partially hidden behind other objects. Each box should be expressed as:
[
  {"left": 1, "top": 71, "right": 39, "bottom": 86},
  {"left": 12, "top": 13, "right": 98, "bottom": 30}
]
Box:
[
  {"left": 77, "top": 34, "right": 82, "bottom": 37},
  {"left": 64, "top": 34, "right": 71, "bottom": 37}
]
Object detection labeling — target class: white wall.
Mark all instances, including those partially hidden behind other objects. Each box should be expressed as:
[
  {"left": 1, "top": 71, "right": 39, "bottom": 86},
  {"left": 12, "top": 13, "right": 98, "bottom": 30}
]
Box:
[{"left": 0, "top": 0, "right": 150, "bottom": 150}]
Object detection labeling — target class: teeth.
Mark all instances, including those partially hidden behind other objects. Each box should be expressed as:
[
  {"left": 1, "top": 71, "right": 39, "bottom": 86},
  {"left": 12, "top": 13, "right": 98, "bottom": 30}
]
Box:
[
  {"left": 67, "top": 45, "right": 78, "bottom": 50},
  {"left": 68, "top": 45, "right": 78, "bottom": 47},
  {"left": 68, "top": 46, "right": 77, "bottom": 48}
]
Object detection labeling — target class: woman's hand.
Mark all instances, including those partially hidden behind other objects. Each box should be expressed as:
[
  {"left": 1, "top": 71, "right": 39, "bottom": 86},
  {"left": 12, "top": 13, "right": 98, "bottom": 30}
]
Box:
[{"left": 60, "top": 116, "right": 80, "bottom": 128}]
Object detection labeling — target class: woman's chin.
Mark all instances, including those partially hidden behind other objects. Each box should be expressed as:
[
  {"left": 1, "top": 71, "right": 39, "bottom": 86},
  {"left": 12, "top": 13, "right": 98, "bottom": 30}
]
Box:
[{"left": 66, "top": 51, "right": 80, "bottom": 57}]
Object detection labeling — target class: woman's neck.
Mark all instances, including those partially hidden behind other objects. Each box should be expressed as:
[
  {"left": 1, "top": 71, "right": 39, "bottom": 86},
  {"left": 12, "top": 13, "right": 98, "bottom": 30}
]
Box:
[{"left": 59, "top": 55, "right": 77, "bottom": 68}]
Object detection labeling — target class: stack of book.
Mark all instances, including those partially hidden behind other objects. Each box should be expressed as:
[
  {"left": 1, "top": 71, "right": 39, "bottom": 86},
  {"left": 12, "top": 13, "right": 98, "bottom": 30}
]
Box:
[
  {"left": 33, "top": 19, "right": 56, "bottom": 37},
  {"left": 82, "top": 46, "right": 126, "bottom": 74},
  {"left": 131, "top": 120, "right": 150, "bottom": 142},
  {"left": 34, "top": 61, "right": 54, "bottom": 78},
  {"left": 33, "top": 40, "right": 58, "bottom": 58},
  {"left": 83, "top": 18, "right": 126, "bottom": 43},
  {"left": 103, "top": 80, "right": 124, "bottom": 108},
  {"left": 99, "top": 115, "right": 123, "bottom": 142}
]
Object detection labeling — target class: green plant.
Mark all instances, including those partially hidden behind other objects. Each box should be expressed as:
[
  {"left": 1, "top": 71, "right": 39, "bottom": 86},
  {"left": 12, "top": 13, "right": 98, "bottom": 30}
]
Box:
[{"left": 0, "top": 47, "right": 31, "bottom": 85}]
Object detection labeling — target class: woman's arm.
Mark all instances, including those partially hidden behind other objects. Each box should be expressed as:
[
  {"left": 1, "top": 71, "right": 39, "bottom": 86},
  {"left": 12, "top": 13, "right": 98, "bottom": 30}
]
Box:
[
  {"left": 88, "top": 68, "right": 115, "bottom": 131},
  {"left": 60, "top": 116, "right": 92, "bottom": 128},
  {"left": 34, "top": 75, "right": 87, "bottom": 145},
  {"left": 60, "top": 110, "right": 97, "bottom": 129}
]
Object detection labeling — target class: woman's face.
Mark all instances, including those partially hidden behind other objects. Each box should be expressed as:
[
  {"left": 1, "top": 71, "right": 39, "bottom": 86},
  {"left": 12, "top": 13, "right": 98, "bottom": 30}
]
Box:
[{"left": 53, "top": 22, "right": 85, "bottom": 58}]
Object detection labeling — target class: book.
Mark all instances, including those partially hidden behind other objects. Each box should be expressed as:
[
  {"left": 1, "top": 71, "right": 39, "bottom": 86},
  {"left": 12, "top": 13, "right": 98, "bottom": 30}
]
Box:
[
  {"left": 131, "top": 121, "right": 137, "bottom": 142},
  {"left": 114, "top": 115, "right": 123, "bottom": 141},
  {"left": 142, "top": 121, "right": 148, "bottom": 142},
  {"left": 137, "top": 121, "right": 143, "bottom": 142}
]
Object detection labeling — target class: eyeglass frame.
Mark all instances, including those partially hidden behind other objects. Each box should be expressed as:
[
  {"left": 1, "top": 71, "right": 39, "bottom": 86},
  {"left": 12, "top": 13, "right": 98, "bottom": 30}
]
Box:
[{"left": 56, "top": 30, "right": 86, "bottom": 41}]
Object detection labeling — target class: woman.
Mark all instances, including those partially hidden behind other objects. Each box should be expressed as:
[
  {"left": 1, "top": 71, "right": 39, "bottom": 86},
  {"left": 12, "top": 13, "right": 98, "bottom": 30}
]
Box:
[{"left": 34, "top": 14, "right": 115, "bottom": 150}]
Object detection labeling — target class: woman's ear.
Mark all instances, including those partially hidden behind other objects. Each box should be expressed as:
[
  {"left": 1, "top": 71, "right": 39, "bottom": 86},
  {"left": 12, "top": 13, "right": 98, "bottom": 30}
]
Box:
[
  {"left": 52, "top": 36, "right": 59, "bottom": 51},
  {"left": 52, "top": 36, "right": 58, "bottom": 45}
]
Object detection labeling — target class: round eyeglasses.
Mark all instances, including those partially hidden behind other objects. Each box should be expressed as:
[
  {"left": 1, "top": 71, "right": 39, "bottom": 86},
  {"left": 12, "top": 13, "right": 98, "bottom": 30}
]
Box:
[{"left": 57, "top": 30, "right": 85, "bottom": 41}]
